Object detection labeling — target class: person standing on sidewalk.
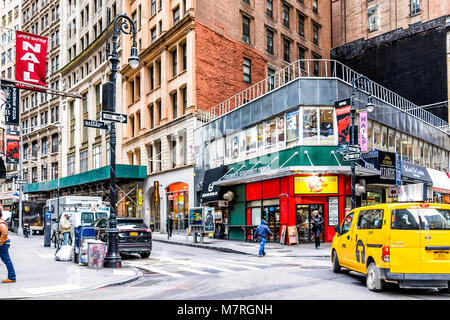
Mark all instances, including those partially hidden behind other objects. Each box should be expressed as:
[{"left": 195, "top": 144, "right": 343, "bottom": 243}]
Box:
[
  {"left": 254, "top": 220, "right": 273, "bottom": 257},
  {"left": 311, "top": 210, "right": 324, "bottom": 249},
  {"left": 0, "top": 211, "right": 16, "bottom": 283},
  {"left": 166, "top": 213, "right": 174, "bottom": 239},
  {"left": 59, "top": 214, "right": 71, "bottom": 246}
]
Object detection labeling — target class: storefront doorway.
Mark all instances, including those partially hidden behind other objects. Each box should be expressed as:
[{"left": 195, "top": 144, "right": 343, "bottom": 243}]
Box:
[
  {"left": 262, "top": 204, "right": 280, "bottom": 242},
  {"left": 295, "top": 204, "right": 324, "bottom": 243},
  {"left": 167, "top": 182, "right": 189, "bottom": 231}
]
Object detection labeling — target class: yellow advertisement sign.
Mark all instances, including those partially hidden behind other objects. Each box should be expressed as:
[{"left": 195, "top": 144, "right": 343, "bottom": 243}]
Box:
[{"left": 294, "top": 176, "right": 339, "bottom": 194}]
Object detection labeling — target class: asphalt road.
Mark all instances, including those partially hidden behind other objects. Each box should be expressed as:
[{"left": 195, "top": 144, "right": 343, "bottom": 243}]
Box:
[{"left": 26, "top": 241, "right": 450, "bottom": 302}]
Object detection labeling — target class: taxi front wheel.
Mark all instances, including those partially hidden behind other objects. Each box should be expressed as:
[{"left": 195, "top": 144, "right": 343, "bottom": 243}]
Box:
[
  {"left": 366, "top": 262, "right": 384, "bottom": 292},
  {"left": 332, "top": 251, "right": 341, "bottom": 273}
]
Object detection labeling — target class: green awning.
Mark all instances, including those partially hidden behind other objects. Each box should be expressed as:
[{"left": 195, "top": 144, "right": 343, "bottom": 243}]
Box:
[{"left": 26, "top": 164, "right": 147, "bottom": 193}]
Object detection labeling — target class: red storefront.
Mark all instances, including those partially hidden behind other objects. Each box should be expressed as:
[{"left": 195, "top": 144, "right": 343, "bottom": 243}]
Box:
[{"left": 245, "top": 174, "right": 352, "bottom": 244}]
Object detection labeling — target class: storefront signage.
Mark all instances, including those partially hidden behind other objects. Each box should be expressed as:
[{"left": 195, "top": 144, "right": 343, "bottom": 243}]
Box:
[
  {"left": 189, "top": 208, "right": 203, "bottom": 226},
  {"left": 153, "top": 181, "right": 159, "bottom": 205},
  {"left": 1, "top": 80, "right": 20, "bottom": 125},
  {"left": 288, "top": 226, "right": 298, "bottom": 245},
  {"left": 401, "top": 161, "right": 432, "bottom": 183},
  {"left": 359, "top": 150, "right": 398, "bottom": 185},
  {"left": 359, "top": 111, "right": 368, "bottom": 152},
  {"left": 6, "top": 130, "right": 20, "bottom": 164},
  {"left": 204, "top": 207, "right": 215, "bottom": 233},
  {"left": 294, "top": 176, "right": 339, "bottom": 194},
  {"left": 334, "top": 99, "right": 351, "bottom": 152},
  {"left": 328, "top": 197, "right": 339, "bottom": 226},
  {"left": 15, "top": 30, "right": 48, "bottom": 89},
  {"left": 201, "top": 166, "right": 227, "bottom": 203}
]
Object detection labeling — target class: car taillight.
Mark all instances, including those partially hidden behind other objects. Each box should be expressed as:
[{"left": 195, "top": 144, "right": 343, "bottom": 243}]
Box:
[{"left": 382, "top": 246, "right": 390, "bottom": 263}]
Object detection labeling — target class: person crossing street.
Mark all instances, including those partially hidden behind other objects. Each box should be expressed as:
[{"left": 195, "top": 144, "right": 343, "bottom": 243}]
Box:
[
  {"left": 0, "top": 211, "right": 16, "bottom": 283},
  {"left": 254, "top": 220, "right": 273, "bottom": 257}
]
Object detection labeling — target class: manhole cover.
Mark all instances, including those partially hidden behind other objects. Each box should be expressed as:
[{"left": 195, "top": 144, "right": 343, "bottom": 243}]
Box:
[
  {"left": 271, "top": 263, "right": 301, "bottom": 267},
  {"left": 131, "top": 279, "right": 164, "bottom": 287},
  {"left": 299, "top": 266, "right": 330, "bottom": 270}
]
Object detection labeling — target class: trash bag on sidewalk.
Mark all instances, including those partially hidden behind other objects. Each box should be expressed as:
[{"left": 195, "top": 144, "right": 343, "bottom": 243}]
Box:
[{"left": 55, "top": 245, "right": 72, "bottom": 261}]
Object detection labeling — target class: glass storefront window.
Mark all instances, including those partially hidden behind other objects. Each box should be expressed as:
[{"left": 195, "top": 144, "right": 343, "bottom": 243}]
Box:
[
  {"left": 423, "top": 143, "right": 429, "bottom": 167},
  {"left": 246, "top": 126, "right": 257, "bottom": 153},
  {"left": 401, "top": 133, "right": 409, "bottom": 161},
  {"left": 395, "top": 131, "right": 401, "bottom": 155},
  {"left": 319, "top": 108, "right": 335, "bottom": 144},
  {"left": 381, "top": 125, "right": 388, "bottom": 151},
  {"left": 232, "top": 133, "right": 239, "bottom": 159},
  {"left": 434, "top": 147, "right": 440, "bottom": 170},
  {"left": 388, "top": 128, "right": 395, "bottom": 153},
  {"left": 367, "top": 120, "right": 373, "bottom": 150},
  {"left": 257, "top": 123, "right": 264, "bottom": 153},
  {"left": 413, "top": 138, "right": 420, "bottom": 165},
  {"left": 277, "top": 115, "right": 286, "bottom": 146},
  {"left": 443, "top": 151, "right": 449, "bottom": 172},
  {"left": 302, "top": 107, "right": 318, "bottom": 144},
  {"left": 265, "top": 118, "right": 277, "bottom": 147},
  {"left": 239, "top": 130, "right": 246, "bottom": 161},
  {"left": 373, "top": 122, "right": 381, "bottom": 150},
  {"left": 216, "top": 137, "right": 224, "bottom": 164},
  {"left": 407, "top": 136, "right": 412, "bottom": 164},
  {"left": 286, "top": 109, "right": 299, "bottom": 142}
]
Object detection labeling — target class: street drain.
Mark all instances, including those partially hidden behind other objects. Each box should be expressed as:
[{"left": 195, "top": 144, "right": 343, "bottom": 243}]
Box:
[{"left": 131, "top": 279, "right": 164, "bottom": 287}]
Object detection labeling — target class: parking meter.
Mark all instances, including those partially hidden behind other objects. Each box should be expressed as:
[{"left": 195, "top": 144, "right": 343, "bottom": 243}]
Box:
[{"left": 44, "top": 211, "right": 52, "bottom": 247}]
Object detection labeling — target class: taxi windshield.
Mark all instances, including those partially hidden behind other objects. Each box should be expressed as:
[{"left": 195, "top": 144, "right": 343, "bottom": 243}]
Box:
[{"left": 392, "top": 208, "right": 450, "bottom": 230}]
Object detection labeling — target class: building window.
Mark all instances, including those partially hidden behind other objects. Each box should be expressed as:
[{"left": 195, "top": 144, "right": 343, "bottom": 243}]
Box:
[
  {"left": 32, "top": 167, "right": 37, "bottom": 183},
  {"left": 298, "top": 13, "right": 305, "bottom": 36},
  {"left": 41, "top": 137, "right": 48, "bottom": 156},
  {"left": 41, "top": 165, "right": 47, "bottom": 181},
  {"left": 93, "top": 145, "right": 101, "bottom": 169},
  {"left": 52, "top": 133, "right": 58, "bottom": 153},
  {"left": 68, "top": 155, "right": 75, "bottom": 176},
  {"left": 172, "top": 92, "right": 178, "bottom": 119},
  {"left": 182, "top": 43, "right": 187, "bottom": 71},
  {"left": 268, "top": 67, "right": 275, "bottom": 91},
  {"left": 243, "top": 58, "right": 251, "bottom": 83},
  {"left": 32, "top": 140, "right": 38, "bottom": 158},
  {"left": 151, "top": 27, "right": 157, "bottom": 43},
  {"left": 312, "top": 23, "right": 319, "bottom": 45},
  {"left": 266, "top": 0, "right": 273, "bottom": 18},
  {"left": 313, "top": 54, "right": 321, "bottom": 76},
  {"left": 282, "top": 3, "right": 290, "bottom": 28},
  {"left": 51, "top": 162, "right": 58, "bottom": 180},
  {"left": 151, "top": 0, "right": 157, "bottom": 15},
  {"left": 312, "top": 0, "right": 318, "bottom": 14},
  {"left": 173, "top": 7, "right": 180, "bottom": 24},
  {"left": 368, "top": 6, "right": 378, "bottom": 32},
  {"left": 266, "top": 28, "right": 274, "bottom": 54},
  {"left": 283, "top": 38, "right": 290, "bottom": 62},
  {"left": 410, "top": 0, "right": 420, "bottom": 15},
  {"left": 80, "top": 150, "right": 88, "bottom": 172},
  {"left": 172, "top": 49, "right": 177, "bottom": 77},
  {"left": 298, "top": 46, "right": 306, "bottom": 70},
  {"left": 182, "top": 87, "right": 187, "bottom": 114},
  {"left": 242, "top": 15, "right": 250, "bottom": 43}
]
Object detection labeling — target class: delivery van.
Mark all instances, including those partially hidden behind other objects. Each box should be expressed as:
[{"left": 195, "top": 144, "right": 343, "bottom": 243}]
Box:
[{"left": 331, "top": 202, "right": 450, "bottom": 292}]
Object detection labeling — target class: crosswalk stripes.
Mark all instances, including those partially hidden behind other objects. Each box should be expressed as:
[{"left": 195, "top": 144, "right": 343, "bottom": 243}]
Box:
[{"left": 125, "top": 255, "right": 309, "bottom": 279}]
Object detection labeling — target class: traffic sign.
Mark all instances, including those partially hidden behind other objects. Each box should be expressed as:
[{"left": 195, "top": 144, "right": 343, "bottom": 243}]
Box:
[
  {"left": 15, "top": 180, "right": 28, "bottom": 185},
  {"left": 84, "top": 119, "right": 108, "bottom": 130},
  {"left": 101, "top": 111, "right": 128, "bottom": 124},
  {"left": 347, "top": 145, "right": 361, "bottom": 153},
  {"left": 343, "top": 153, "right": 361, "bottom": 161}
]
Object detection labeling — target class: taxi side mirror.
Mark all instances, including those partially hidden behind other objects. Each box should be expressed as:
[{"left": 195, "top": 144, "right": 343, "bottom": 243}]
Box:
[{"left": 334, "top": 225, "right": 341, "bottom": 234}]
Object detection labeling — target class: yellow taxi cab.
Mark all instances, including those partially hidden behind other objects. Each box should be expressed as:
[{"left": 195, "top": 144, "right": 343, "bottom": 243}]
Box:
[{"left": 331, "top": 202, "right": 450, "bottom": 292}]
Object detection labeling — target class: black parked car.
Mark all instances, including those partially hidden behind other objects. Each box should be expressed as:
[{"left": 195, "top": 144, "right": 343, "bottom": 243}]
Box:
[{"left": 91, "top": 217, "right": 152, "bottom": 258}]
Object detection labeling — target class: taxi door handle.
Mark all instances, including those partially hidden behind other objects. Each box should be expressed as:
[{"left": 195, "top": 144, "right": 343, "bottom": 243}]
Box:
[{"left": 347, "top": 235, "right": 350, "bottom": 240}]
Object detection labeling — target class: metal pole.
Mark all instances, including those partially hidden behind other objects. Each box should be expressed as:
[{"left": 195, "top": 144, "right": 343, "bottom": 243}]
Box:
[
  {"left": 350, "top": 94, "right": 356, "bottom": 210},
  {"left": 104, "top": 17, "right": 122, "bottom": 268},
  {"left": 17, "top": 125, "right": 23, "bottom": 236}
]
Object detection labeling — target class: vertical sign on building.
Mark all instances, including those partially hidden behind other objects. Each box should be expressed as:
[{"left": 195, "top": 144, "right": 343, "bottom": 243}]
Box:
[
  {"left": 334, "top": 99, "right": 351, "bottom": 152},
  {"left": 359, "top": 110, "right": 368, "bottom": 152},
  {"left": 1, "top": 80, "right": 20, "bottom": 125},
  {"left": 6, "top": 130, "right": 20, "bottom": 164},
  {"left": 153, "top": 181, "right": 160, "bottom": 205},
  {"left": 15, "top": 30, "right": 48, "bottom": 89}
]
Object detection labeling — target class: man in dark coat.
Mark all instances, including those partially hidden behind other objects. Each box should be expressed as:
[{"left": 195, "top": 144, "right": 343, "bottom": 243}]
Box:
[
  {"left": 166, "top": 213, "right": 174, "bottom": 239},
  {"left": 311, "top": 210, "right": 324, "bottom": 249},
  {"left": 254, "top": 220, "right": 273, "bottom": 257}
]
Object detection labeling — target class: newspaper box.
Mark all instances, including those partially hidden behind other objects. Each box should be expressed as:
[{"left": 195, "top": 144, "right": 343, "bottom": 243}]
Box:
[{"left": 87, "top": 240, "right": 106, "bottom": 268}]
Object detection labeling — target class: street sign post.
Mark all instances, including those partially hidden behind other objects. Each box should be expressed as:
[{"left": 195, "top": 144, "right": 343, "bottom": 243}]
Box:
[
  {"left": 15, "top": 179, "right": 28, "bottom": 185},
  {"left": 84, "top": 119, "right": 109, "bottom": 130},
  {"left": 101, "top": 111, "right": 128, "bottom": 124}
]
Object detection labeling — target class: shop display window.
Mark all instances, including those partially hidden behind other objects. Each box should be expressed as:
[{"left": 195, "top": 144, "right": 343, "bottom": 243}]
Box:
[
  {"left": 302, "top": 107, "right": 318, "bottom": 144},
  {"left": 246, "top": 126, "right": 257, "bottom": 154},
  {"left": 286, "top": 110, "right": 299, "bottom": 143},
  {"left": 265, "top": 118, "right": 277, "bottom": 147},
  {"left": 277, "top": 115, "right": 286, "bottom": 147}
]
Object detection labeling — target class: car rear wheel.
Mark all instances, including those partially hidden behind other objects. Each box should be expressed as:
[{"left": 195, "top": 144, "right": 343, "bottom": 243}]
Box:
[
  {"left": 140, "top": 252, "right": 151, "bottom": 259},
  {"left": 366, "top": 262, "right": 384, "bottom": 292},
  {"left": 332, "top": 250, "right": 341, "bottom": 273}
]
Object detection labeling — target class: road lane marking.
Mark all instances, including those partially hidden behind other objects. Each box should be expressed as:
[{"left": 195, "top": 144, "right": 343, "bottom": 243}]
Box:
[
  {"left": 178, "top": 266, "right": 210, "bottom": 275},
  {"left": 137, "top": 265, "right": 184, "bottom": 278}
]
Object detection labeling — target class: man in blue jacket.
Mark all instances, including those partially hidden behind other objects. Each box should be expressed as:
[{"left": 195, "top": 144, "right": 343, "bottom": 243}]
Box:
[{"left": 254, "top": 220, "right": 273, "bottom": 257}]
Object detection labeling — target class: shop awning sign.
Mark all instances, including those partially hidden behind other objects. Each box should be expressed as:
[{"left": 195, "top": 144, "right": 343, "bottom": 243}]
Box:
[
  {"left": 401, "top": 160, "right": 432, "bottom": 184},
  {"left": 294, "top": 175, "right": 339, "bottom": 194},
  {"left": 201, "top": 166, "right": 227, "bottom": 203}
]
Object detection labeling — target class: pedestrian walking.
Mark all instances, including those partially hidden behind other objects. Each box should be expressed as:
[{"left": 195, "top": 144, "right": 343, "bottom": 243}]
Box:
[
  {"left": 166, "top": 213, "right": 174, "bottom": 239},
  {"left": 59, "top": 214, "right": 71, "bottom": 246},
  {"left": 311, "top": 210, "right": 324, "bottom": 249},
  {"left": 254, "top": 220, "right": 273, "bottom": 257},
  {"left": 0, "top": 211, "right": 16, "bottom": 283}
]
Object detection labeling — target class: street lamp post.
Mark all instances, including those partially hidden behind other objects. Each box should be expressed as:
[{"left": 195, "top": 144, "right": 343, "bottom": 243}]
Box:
[
  {"left": 350, "top": 75, "right": 375, "bottom": 209},
  {"left": 103, "top": 13, "right": 139, "bottom": 268}
]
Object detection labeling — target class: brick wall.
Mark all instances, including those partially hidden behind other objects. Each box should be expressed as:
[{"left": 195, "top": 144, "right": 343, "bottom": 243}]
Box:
[{"left": 195, "top": 22, "right": 267, "bottom": 112}]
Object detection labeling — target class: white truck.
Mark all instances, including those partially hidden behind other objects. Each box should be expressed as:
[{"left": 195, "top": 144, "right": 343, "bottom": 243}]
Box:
[{"left": 45, "top": 196, "right": 109, "bottom": 246}]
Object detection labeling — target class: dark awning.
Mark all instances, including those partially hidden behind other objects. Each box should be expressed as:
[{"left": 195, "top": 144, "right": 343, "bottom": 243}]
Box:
[
  {"left": 200, "top": 165, "right": 227, "bottom": 203},
  {"left": 401, "top": 160, "right": 432, "bottom": 184}
]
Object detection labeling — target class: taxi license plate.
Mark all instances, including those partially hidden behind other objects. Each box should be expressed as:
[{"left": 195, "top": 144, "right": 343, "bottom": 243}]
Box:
[
  {"left": 434, "top": 251, "right": 449, "bottom": 260},
  {"left": 130, "top": 232, "right": 138, "bottom": 236}
]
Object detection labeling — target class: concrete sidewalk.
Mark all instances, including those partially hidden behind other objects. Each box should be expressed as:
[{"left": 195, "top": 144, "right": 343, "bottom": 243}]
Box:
[
  {"left": 152, "top": 232, "right": 332, "bottom": 258},
  {"left": 0, "top": 233, "right": 141, "bottom": 299}
]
